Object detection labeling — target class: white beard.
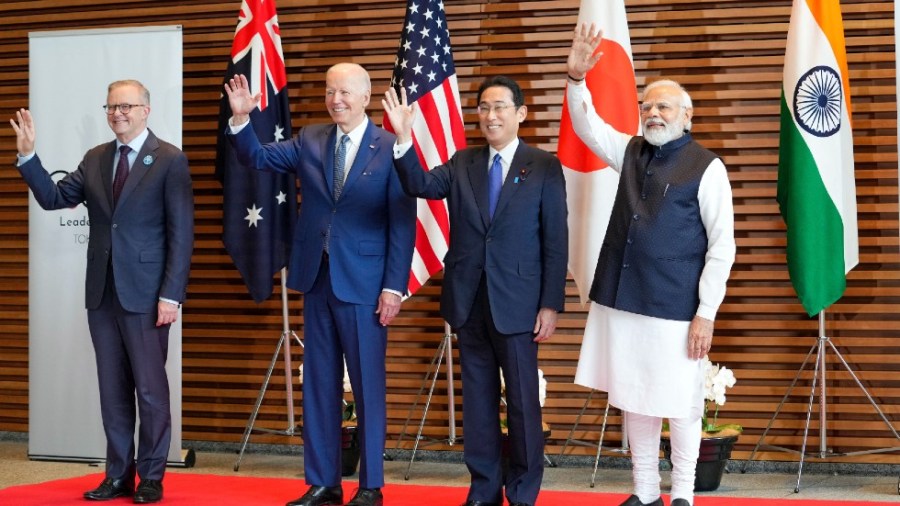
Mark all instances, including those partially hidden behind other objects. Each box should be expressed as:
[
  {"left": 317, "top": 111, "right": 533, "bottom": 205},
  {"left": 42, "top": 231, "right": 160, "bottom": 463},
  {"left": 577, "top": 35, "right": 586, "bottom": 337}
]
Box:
[{"left": 643, "top": 119, "right": 685, "bottom": 146}]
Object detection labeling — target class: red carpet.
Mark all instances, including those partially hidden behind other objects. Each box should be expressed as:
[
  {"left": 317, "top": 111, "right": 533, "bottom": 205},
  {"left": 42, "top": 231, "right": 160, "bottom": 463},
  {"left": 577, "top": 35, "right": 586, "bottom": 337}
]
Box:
[{"left": 0, "top": 472, "right": 894, "bottom": 505}]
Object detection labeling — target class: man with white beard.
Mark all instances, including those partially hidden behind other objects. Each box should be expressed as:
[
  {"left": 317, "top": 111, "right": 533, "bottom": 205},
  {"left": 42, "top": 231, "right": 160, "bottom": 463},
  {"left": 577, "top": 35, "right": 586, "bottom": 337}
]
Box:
[{"left": 564, "top": 24, "right": 736, "bottom": 506}]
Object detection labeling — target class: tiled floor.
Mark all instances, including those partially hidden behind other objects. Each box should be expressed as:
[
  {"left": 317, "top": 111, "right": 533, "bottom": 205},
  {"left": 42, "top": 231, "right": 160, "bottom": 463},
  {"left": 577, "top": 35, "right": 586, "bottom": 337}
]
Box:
[{"left": 1, "top": 437, "right": 899, "bottom": 502}]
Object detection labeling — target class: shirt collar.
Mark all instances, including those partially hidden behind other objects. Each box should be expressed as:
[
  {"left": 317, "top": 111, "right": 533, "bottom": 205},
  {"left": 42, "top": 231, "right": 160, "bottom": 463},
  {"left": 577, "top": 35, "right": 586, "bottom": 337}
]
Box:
[
  {"left": 489, "top": 137, "right": 520, "bottom": 166},
  {"left": 339, "top": 117, "right": 369, "bottom": 148},
  {"left": 117, "top": 128, "right": 149, "bottom": 153}
]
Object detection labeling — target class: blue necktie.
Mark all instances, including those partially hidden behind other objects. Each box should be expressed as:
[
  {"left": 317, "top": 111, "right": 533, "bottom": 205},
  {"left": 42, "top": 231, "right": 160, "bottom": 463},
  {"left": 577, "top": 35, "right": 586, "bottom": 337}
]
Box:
[
  {"left": 488, "top": 153, "right": 502, "bottom": 218},
  {"left": 333, "top": 134, "right": 349, "bottom": 200},
  {"left": 112, "top": 145, "right": 131, "bottom": 206}
]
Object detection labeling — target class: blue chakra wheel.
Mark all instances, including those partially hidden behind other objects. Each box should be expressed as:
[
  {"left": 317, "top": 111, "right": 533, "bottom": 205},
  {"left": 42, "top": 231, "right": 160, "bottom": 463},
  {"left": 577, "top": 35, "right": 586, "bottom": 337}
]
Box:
[{"left": 793, "top": 65, "right": 842, "bottom": 137}]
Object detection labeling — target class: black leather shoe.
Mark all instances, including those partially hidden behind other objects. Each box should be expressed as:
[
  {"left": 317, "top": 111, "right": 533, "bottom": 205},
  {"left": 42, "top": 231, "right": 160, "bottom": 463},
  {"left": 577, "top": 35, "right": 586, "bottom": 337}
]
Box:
[
  {"left": 671, "top": 500, "right": 691, "bottom": 506},
  {"left": 84, "top": 476, "right": 134, "bottom": 501},
  {"left": 509, "top": 503, "right": 532, "bottom": 506},
  {"left": 619, "top": 495, "right": 663, "bottom": 506},
  {"left": 462, "top": 502, "right": 500, "bottom": 506},
  {"left": 347, "top": 488, "right": 383, "bottom": 506},
  {"left": 286, "top": 485, "right": 343, "bottom": 506},
  {"left": 133, "top": 479, "right": 163, "bottom": 504}
]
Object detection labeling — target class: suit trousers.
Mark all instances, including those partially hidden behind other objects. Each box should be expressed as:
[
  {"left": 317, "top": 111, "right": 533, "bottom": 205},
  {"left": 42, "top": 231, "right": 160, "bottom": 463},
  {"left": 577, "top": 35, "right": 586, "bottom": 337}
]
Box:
[
  {"left": 457, "top": 277, "right": 544, "bottom": 505},
  {"left": 86, "top": 266, "right": 171, "bottom": 481},
  {"left": 301, "top": 256, "right": 387, "bottom": 489}
]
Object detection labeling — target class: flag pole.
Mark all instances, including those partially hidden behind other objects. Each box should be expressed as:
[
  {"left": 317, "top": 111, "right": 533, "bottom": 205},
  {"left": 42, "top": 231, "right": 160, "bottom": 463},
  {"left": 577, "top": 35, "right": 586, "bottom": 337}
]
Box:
[
  {"left": 233, "top": 268, "right": 302, "bottom": 471},
  {"left": 743, "top": 307, "right": 900, "bottom": 492}
]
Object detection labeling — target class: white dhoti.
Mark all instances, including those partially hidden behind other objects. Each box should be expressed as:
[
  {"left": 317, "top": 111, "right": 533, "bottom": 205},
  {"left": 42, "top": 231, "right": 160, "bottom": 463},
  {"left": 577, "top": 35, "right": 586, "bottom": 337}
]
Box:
[
  {"left": 575, "top": 303, "right": 705, "bottom": 505},
  {"left": 574, "top": 303, "right": 704, "bottom": 417}
]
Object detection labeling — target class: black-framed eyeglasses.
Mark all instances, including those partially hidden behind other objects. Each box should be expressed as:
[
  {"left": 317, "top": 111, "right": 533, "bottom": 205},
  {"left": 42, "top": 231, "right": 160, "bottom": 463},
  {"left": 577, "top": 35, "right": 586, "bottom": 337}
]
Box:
[{"left": 102, "top": 103, "right": 145, "bottom": 115}]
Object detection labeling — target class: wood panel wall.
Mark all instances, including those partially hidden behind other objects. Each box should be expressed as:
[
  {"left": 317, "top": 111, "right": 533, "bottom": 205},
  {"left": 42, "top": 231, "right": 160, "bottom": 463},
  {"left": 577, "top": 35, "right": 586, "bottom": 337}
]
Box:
[{"left": 0, "top": 0, "right": 898, "bottom": 465}]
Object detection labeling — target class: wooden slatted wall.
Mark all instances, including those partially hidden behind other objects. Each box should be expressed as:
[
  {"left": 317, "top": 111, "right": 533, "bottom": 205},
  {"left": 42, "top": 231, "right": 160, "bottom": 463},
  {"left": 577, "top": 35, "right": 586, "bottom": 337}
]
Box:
[{"left": 0, "top": 0, "right": 898, "bottom": 464}]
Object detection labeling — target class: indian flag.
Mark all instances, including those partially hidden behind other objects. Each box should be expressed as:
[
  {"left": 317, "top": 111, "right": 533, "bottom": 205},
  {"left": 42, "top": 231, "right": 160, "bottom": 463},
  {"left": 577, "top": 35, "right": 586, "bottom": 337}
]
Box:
[
  {"left": 559, "top": 0, "right": 639, "bottom": 304},
  {"left": 777, "top": 0, "right": 858, "bottom": 317}
]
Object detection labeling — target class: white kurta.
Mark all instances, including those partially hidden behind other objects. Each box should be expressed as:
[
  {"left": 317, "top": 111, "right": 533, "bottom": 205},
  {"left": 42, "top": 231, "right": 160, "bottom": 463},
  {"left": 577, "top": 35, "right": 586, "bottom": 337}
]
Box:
[{"left": 567, "top": 81, "right": 736, "bottom": 419}]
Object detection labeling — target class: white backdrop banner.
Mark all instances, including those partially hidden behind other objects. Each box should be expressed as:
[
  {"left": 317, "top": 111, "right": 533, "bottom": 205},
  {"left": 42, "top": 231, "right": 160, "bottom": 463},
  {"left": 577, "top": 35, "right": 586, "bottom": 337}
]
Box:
[{"left": 27, "top": 25, "right": 185, "bottom": 464}]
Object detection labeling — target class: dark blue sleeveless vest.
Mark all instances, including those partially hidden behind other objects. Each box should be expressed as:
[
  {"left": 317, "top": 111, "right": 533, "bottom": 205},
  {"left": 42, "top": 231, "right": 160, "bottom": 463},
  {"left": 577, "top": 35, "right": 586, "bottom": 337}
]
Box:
[{"left": 588, "top": 133, "right": 718, "bottom": 321}]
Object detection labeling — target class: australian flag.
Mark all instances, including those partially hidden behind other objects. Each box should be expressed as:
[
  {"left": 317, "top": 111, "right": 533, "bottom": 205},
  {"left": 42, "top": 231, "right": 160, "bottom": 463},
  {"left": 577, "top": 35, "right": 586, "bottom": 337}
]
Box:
[{"left": 216, "top": 0, "right": 296, "bottom": 303}]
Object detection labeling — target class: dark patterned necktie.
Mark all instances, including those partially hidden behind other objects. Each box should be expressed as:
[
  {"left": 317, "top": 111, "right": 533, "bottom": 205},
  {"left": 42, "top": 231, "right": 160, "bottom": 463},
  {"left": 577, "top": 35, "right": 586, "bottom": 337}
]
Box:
[
  {"left": 112, "top": 145, "right": 132, "bottom": 206},
  {"left": 488, "top": 153, "right": 502, "bottom": 218},
  {"left": 333, "top": 134, "right": 349, "bottom": 200}
]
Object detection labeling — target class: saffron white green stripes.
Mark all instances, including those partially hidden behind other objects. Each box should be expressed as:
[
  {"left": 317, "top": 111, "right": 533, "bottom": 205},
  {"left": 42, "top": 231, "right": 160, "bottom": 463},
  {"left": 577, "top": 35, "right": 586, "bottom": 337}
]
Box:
[{"left": 777, "top": 0, "right": 858, "bottom": 317}]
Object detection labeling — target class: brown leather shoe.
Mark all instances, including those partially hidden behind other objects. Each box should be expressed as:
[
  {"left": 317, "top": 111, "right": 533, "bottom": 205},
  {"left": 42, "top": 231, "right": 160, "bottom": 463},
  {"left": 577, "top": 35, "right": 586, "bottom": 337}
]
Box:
[
  {"left": 285, "top": 485, "right": 343, "bottom": 506},
  {"left": 133, "top": 479, "right": 163, "bottom": 504},
  {"left": 83, "top": 476, "right": 134, "bottom": 501},
  {"left": 347, "top": 488, "right": 383, "bottom": 506}
]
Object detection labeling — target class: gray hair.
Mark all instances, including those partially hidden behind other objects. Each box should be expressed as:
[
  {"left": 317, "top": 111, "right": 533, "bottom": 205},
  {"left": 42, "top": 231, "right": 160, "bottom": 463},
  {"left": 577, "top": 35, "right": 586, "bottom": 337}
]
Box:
[
  {"left": 643, "top": 79, "right": 692, "bottom": 110},
  {"left": 108, "top": 79, "right": 150, "bottom": 105}
]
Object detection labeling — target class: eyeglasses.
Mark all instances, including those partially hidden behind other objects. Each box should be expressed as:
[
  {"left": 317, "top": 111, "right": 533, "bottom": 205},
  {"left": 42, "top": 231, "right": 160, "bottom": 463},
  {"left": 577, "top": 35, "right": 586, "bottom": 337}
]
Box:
[
  {"left": 102, "top": 103, "right": 145, "bottom": 115},
  {"left": 476, "top": 103, "right": 517, "bottom": 116},
  {"left": 639, "top": 101, "right": 681, "bottom": 114}
]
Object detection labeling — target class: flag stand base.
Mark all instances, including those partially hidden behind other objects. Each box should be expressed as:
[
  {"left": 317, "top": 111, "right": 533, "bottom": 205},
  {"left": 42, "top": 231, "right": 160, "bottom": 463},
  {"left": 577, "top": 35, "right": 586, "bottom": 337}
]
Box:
[
  {"left": 741, "top": 310, "right": 900, "bottom": 493},
  {"left": 233, "top": 268, "right": 303, "bottom": 472},
  {"left": 557, "top": 389, "right": 629, "bottom": 487},
  {"left": 391, "top": 322, "right": 460, "bottom": 480}
]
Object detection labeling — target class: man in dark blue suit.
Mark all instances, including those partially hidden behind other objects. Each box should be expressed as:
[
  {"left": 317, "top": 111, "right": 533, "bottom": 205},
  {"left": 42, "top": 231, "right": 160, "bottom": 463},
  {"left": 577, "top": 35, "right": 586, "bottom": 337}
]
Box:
[
  {"left": 224, "top": 63, "right": 416, "bottom": 506},
  {"left": 11, "top": 80, "right": 194, "bottom": 504},
  {"left": 383, "top": 76, "right": 568, "bottom": 506}
]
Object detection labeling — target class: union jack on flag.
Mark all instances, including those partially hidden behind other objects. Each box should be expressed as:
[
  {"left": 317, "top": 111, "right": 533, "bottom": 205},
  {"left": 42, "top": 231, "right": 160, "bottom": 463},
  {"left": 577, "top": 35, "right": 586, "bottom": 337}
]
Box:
[
  {"left": 216, "top": 0, "right": 296, "bottom": 303},
  {"left": 387, "top": 0, "right": 466, "bottom": 295}
]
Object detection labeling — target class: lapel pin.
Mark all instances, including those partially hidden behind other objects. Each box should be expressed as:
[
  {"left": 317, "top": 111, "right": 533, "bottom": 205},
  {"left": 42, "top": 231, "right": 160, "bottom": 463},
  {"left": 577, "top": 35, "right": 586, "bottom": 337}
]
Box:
[
  {"left": 143, "top": 155, "right": 154, "bottom": 166},
  {"left": 518, "top": 168, "right": 528, "bottom": 182}
]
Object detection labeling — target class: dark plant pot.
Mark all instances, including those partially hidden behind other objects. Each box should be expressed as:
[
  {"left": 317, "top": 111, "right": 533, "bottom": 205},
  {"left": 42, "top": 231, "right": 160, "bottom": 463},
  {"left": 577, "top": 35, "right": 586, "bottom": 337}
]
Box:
[
  {"left": 661, "top": 435, "right": 738, "bottom": 492},
  {"left": 341, "top": 424, "right": 360, "bottom": 477}
]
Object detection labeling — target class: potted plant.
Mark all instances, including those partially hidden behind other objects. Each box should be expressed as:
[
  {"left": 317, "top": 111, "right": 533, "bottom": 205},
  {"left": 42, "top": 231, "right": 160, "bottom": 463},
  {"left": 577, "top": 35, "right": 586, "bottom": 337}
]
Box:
[{"left": 661, "top": 356, "right": 742, "bottom": 492}]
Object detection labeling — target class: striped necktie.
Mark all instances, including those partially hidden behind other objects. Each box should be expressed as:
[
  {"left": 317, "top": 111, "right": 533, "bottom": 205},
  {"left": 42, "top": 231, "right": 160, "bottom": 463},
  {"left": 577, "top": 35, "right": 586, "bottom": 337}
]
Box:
[{"left": 333, "top": 134, "right": 349, "bottom": 200}]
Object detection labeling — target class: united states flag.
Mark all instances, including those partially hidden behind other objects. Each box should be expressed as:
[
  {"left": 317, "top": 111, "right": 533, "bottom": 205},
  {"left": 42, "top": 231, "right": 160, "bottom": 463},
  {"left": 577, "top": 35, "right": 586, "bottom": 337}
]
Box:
[
  {"left": 216, "top": 0, "right": 296, "bottom": 303},
  {"left": 387, "top": 0, "right": 466, "bottom": 295}
]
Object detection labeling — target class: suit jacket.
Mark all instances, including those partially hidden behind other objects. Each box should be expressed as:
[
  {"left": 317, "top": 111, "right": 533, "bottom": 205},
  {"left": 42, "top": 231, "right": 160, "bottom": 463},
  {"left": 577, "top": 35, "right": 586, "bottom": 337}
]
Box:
[
  {"left": 395, "top": 141, "right": 568, "bottom": 334},
  {"left": 18, "top": 129, "right": 194, "bottom": 313},
  {"left": 229, "top": 119, "right": 416, "bottom": 304}
]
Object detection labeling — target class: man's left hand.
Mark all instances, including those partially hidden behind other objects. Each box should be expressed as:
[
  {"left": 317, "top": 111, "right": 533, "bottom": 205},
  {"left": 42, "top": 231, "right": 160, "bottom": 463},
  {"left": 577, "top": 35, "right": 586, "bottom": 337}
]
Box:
[
  {"left": 532, "top": 308, "right": 558, "bottom": 343},
  {"left": 376, "top": 291, "right": 402, "bottom": 327},
  {"left": 688, "top": 315, "right": 714, "bottom": 359},
  {"left": 156, "top": 301, "right": 179, "bottom": 327}
]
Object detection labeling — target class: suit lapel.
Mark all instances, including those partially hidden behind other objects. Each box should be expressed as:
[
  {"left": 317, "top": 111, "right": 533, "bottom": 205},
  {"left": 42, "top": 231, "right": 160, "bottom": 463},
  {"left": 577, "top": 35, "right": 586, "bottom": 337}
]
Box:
[
  {"left": 115, "top": 130, "right": 160, "bottom": 210},
  {"left": 323, "top": 125, "right": 338, "bottom": 202},
  {"left": 468, "top": 146, "right": 491, "bottom": 227},
  {"left": 101, "top": 142, "right": 117, "bottom": 210},
  {"left": 492, "top": 141, "right": 530, "bottom": 221}
]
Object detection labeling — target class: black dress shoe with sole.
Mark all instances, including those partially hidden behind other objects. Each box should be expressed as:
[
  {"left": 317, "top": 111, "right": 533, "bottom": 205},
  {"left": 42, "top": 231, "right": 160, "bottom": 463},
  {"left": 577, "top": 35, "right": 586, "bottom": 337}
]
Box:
[
  {"left": 671, "top": 499, "right": 691, "bottom": 506},
  {"left": 133, "top": 479, "right": 163, "bottom": 504},
  {"left": 83, "top": 477, "right": 134, "bottom": 501},
  {"left": 619, "top": 495, "right": 664, "bottom": 506},
  {"left": 286, "top": 485, "right": 344, "bottom": 506},
  {"left": 347, "top": 488, "right": 383, "bottom": 506},
  {"left": 461, "top": 501, "right": 501, "bottom": 506}
]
